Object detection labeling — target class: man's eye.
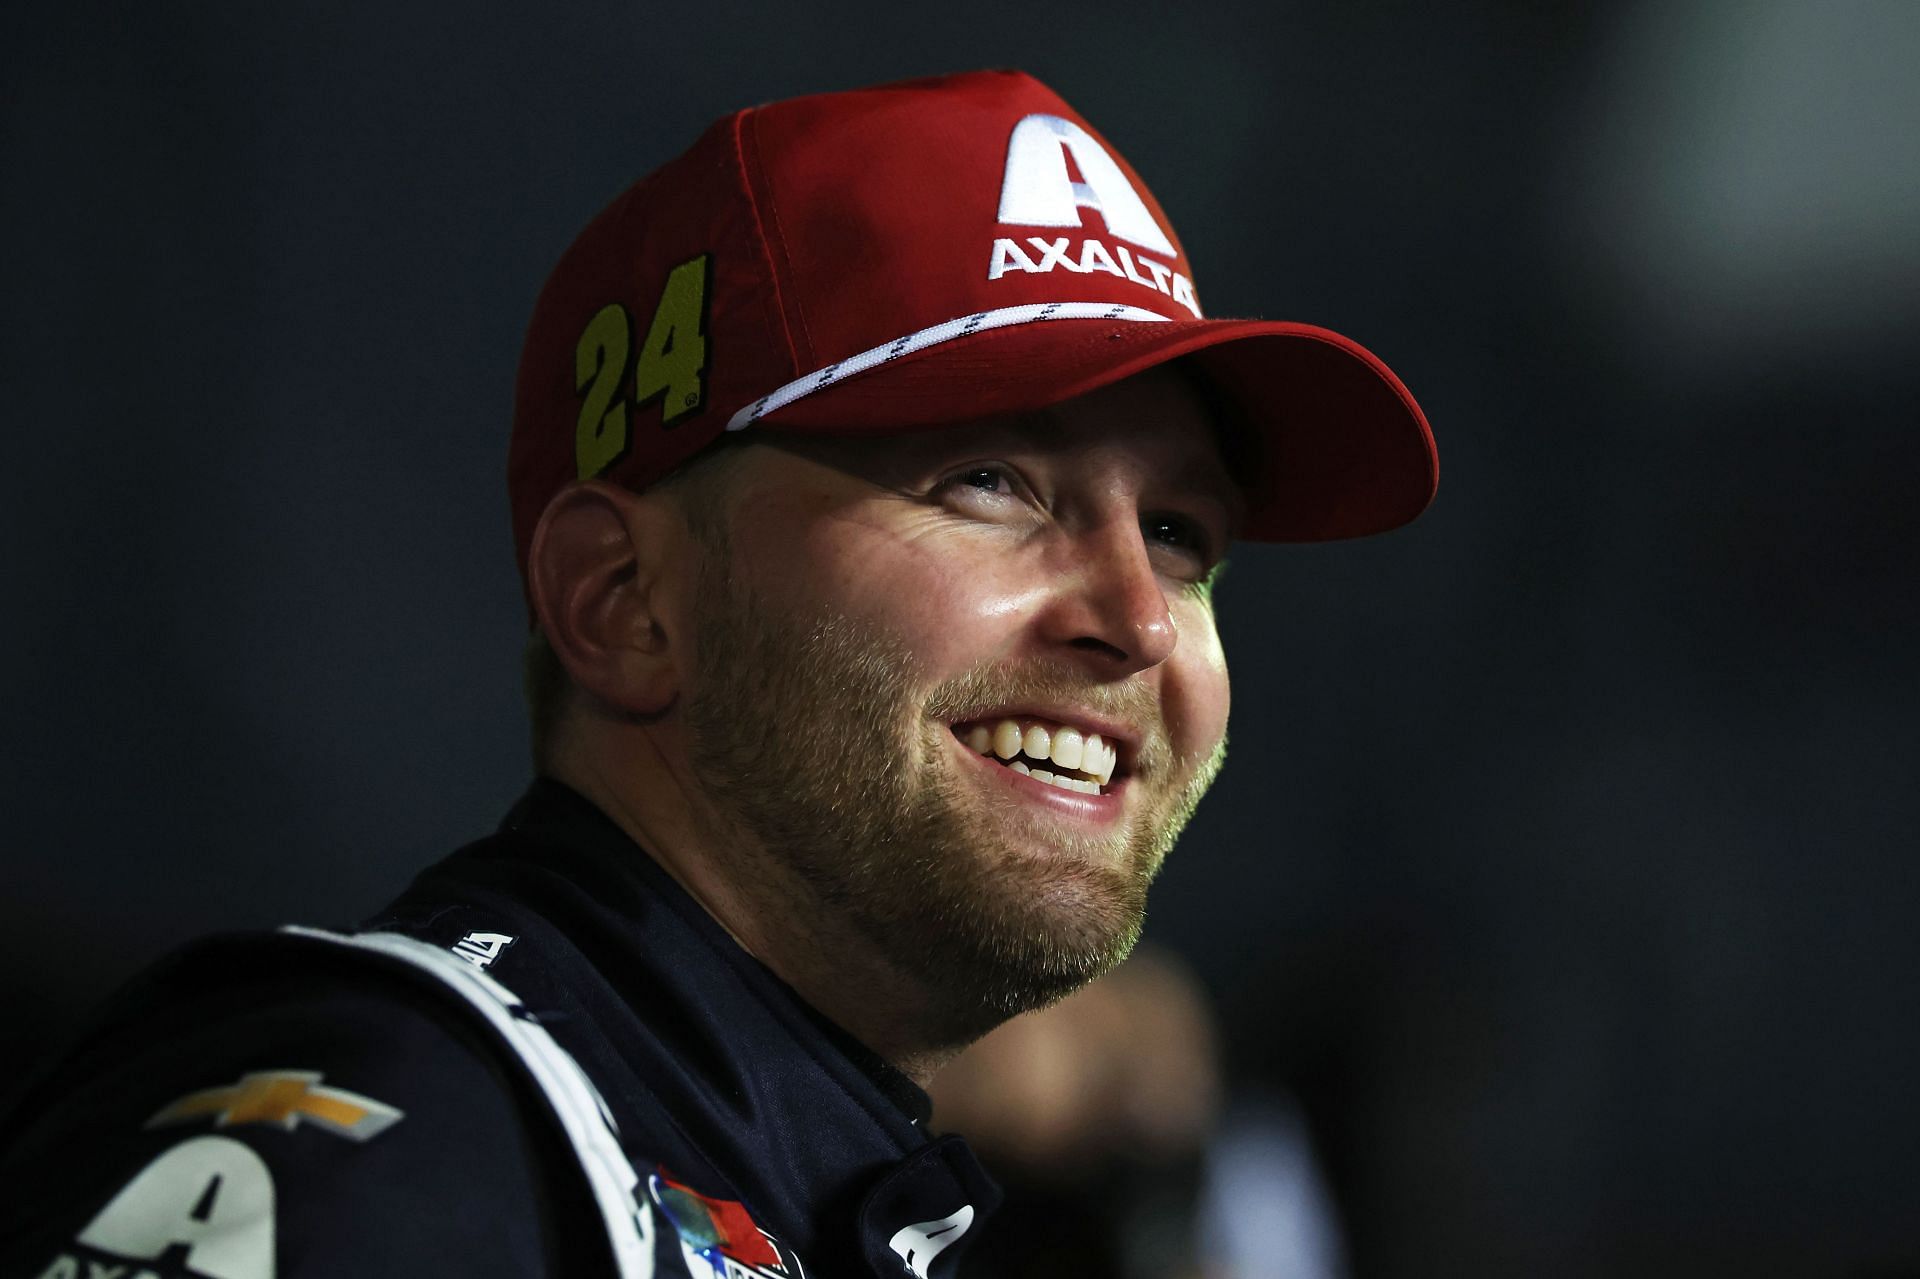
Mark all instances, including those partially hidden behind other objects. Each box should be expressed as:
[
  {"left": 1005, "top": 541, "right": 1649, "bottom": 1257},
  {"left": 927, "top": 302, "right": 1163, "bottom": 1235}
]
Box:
[
  {"left": 1143, "top": 513, "right": 1211, "bottom": 558},
  {"left": 953, "top": 467, "right": 1013, "bottom": 494},
  {"left": 937, "top": 465, "right": 1023, "bottom": 502}
]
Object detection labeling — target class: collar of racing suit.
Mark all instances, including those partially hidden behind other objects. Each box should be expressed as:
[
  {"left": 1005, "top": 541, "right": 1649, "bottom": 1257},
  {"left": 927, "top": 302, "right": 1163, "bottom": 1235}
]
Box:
[{"left": 368, "top": 777, "right": 1002, "bottom": 1277}]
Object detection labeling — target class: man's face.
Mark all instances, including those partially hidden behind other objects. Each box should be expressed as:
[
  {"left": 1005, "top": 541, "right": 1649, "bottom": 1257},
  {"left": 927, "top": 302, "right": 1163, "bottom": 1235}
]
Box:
[{"left": 679, "top": 364, "right": 1236, "bottom": 1038}]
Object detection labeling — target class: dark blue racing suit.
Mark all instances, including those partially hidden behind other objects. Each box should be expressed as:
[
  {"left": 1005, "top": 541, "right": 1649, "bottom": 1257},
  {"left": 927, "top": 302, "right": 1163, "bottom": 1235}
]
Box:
[{"left": 0, "top": 780, "right": 999, "bottom": 1277}]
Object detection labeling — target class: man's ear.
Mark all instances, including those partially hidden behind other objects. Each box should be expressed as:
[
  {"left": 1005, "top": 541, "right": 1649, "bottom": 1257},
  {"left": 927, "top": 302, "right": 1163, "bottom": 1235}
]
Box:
[{"left": 526, "top": 480, "right": 687, "bottom": 718}]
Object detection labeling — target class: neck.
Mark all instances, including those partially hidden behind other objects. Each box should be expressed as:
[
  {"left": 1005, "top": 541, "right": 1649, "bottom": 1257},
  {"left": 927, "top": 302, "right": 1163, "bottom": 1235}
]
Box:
[{"left": 548, "top": 730, "right": 969, "bottom": 1090}]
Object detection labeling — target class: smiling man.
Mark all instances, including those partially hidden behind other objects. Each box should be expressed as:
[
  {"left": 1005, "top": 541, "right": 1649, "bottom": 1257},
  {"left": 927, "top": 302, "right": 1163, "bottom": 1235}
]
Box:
[
  {"left": 0, "top": 71, "right": 1434, "bottom": 1278},
  {"left": 546, "top": 365, "right": 1238, "bottom": 1086}
]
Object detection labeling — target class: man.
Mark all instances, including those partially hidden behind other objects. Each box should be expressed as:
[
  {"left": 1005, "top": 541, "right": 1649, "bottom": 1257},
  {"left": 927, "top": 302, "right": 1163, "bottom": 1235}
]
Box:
[{"left": 0, "top": 70, "right": 1434, "bottom": 1277}]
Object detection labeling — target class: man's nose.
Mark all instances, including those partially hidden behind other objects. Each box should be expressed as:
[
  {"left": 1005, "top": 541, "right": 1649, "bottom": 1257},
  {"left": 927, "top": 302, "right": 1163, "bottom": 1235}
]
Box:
[{"left": 1040, "top": 520, "right": 1178, "bottom": 675}]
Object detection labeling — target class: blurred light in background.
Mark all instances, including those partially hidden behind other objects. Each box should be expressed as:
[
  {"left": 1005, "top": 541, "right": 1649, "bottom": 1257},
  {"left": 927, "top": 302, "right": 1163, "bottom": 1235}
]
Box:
[{"left": 1564, "top": 0, "right": 1920, "bottom": 373}]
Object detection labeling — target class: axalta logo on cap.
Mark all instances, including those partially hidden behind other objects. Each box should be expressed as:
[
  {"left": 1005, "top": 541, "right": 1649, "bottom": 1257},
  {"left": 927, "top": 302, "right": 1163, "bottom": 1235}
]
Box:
[{"left": 987, "top": 113, "right": 1201, "bottom": 318}]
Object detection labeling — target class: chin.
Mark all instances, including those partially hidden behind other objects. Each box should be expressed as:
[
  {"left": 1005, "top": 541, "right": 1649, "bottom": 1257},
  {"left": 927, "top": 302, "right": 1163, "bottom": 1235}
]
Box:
[{"left": 866, "top": 850, "right": 1151, "bottom": 1039}]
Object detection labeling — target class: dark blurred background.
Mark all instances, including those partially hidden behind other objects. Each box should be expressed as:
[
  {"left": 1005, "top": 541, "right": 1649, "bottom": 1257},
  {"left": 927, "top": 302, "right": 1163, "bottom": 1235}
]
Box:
[{"left": 4, "top": 2, "right": 1916, "bottom": 1275}]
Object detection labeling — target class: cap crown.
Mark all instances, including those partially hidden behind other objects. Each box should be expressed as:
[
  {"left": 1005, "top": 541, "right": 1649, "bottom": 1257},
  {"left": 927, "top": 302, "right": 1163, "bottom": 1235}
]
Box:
[
  {"left": 508, "top": 70, "right": 1199, "bottom": 574},
  {"left": 747, "top": 69, "right": 1200, "bottom": 372}
]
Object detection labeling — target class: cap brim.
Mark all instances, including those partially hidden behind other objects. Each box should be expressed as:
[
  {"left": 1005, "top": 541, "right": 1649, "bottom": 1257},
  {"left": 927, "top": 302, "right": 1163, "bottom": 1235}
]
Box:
[{"left": 751, "top": 316, "right": 1438, "bottom": 542}]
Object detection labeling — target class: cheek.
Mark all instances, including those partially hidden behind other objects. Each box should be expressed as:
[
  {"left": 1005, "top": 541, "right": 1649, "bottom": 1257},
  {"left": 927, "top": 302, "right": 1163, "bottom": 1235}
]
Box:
[
  {"left": 1167, "top": 607, "right": 1231, "bottom": 758},
  {"left": 745, "top": 511, "right": 1036, "bottom": 674}
]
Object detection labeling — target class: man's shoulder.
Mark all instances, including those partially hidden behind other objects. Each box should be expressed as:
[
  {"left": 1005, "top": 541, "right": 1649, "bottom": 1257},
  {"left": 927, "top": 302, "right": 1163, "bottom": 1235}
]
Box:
[{"left": 0, "top": 927, "right": 609, "bottom": 1276}]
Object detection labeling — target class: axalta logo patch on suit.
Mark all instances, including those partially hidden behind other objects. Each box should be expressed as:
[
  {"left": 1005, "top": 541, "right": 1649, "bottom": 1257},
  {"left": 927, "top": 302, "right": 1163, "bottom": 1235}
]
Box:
[
  {"left": 989, "top": 112, "right": 1201, "bottom": 317},
  {"left": 31, "top": 1072, "right": 402, "bottom": 1278},
  {"left": 37, "top": 1136, "right": 276, "bottom": 1279}
]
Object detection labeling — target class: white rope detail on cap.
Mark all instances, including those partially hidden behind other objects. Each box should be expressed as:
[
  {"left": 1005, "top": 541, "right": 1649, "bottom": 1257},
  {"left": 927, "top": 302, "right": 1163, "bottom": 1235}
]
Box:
[{"left": 725, "top": 301, "right": 1174, "bottom": 431}]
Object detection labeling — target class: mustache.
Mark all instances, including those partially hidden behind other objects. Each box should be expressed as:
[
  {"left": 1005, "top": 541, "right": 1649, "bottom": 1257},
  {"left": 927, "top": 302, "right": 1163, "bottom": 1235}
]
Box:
[{"left": 923, "top": 660, "right": 1179, "bottom": 777}]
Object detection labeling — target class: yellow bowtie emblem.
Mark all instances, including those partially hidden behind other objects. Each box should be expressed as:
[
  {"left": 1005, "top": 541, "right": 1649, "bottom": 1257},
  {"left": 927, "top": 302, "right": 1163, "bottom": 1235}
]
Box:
[{"left": 146, "top": 1070, "right": 403, "bottom": 1143}]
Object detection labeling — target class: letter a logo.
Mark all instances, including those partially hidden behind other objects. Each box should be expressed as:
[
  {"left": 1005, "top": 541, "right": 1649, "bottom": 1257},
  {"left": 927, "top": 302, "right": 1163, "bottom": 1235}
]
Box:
[
  {"left": 77, "top": 1136, "right": 276, "bottom": 1278},
  {"left": 996, "top": 114, "right": 1177, "bottom": 257}
]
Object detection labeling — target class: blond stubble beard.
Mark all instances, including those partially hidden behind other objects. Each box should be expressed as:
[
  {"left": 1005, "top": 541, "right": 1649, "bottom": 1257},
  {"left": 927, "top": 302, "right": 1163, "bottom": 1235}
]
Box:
[{"left": 681, "top": 556, "right": 1225, "bottom": 1045}]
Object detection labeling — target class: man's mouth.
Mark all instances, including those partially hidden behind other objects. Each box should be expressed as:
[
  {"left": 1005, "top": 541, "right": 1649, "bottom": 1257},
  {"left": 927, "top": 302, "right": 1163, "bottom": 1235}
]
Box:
[{"left": 950, "top": 717, "right": 1121, "bottom": 796}]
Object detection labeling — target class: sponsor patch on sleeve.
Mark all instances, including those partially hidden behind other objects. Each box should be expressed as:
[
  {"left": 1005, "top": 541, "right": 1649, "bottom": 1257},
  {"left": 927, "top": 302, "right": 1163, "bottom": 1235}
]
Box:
[{"left": 40, "top": 1135, "right": 276, "bottom": 1279}]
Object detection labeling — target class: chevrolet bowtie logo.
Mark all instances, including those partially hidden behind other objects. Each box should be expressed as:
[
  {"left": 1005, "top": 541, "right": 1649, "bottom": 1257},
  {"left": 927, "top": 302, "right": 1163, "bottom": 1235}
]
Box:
[{"left": 146, "top": 1070, "right": 403, "bottom": 1142}]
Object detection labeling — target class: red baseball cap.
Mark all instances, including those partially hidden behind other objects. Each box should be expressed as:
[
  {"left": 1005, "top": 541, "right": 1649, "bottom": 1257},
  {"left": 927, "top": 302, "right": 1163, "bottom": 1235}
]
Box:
[{"left": 509, "top": 69, "right": 1436, "bottom": 576}]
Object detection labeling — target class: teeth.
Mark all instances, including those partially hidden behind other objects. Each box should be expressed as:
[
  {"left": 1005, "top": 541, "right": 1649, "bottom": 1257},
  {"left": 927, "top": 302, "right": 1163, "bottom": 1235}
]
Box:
[
  {"left": 1051, "top": 727, "right": 1084, "bottom": 770},
  {"left": 1022, "top": 765, "right": 1099, "bottom": 795},
  {"left": 960, "top": 716, "right": 1122, "bottom": 790},
  {"left": 1086, "top": 734, "right": 1113, "bottom": 785}
]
